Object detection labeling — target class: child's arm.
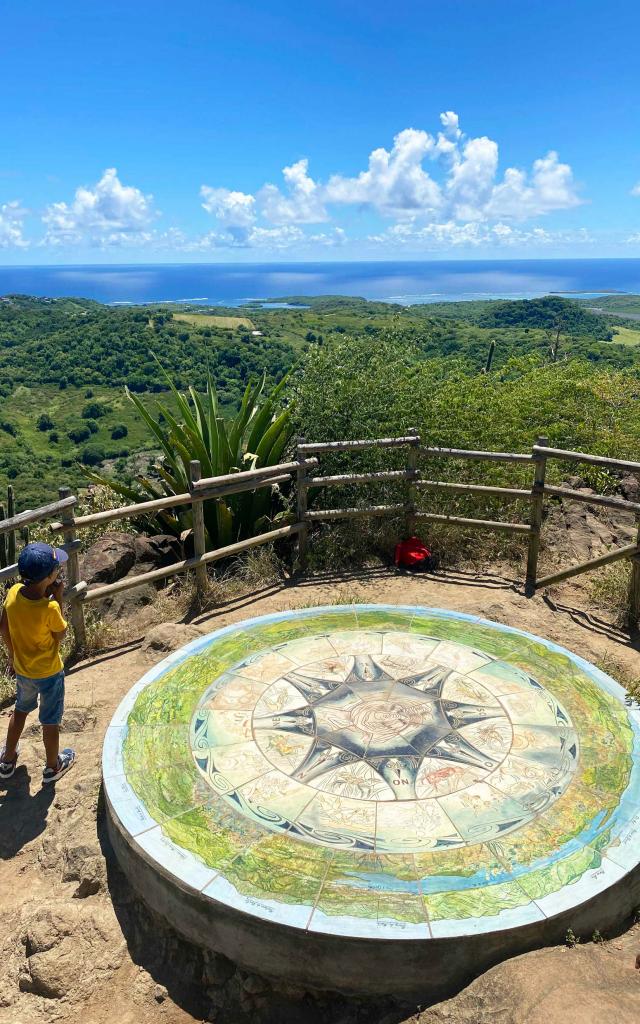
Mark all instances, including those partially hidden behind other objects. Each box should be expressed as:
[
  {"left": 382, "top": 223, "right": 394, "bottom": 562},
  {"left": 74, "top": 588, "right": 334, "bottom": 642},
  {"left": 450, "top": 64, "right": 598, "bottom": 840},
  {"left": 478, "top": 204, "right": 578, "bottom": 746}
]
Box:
[
  {"left": 0, "top": 607, "right": 15, "bottom": 675},
  {"left": 48, "top": 579, "right": 67, "bottom": 643}
]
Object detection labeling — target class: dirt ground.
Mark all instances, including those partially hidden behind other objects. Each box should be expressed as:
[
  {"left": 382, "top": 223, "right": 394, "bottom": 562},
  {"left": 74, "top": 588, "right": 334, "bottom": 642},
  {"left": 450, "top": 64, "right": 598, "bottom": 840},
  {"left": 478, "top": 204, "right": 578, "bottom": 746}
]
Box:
[{"left": 1, "top": 564, "right": 639, "bottom": 1024}]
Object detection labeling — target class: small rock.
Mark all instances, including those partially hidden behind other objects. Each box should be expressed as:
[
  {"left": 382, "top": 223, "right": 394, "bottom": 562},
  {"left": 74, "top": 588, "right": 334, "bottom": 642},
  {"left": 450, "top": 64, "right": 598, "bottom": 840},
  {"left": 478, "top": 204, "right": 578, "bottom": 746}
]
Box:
[
  {"left": 62, "top": 844, "right": 106, "bottom": 897},
  {"left": 153, "top": 982, "right": 168, "bottom": 1003},
  {"left": 620, "top": 474, "right": 640, "bottom": 503}
]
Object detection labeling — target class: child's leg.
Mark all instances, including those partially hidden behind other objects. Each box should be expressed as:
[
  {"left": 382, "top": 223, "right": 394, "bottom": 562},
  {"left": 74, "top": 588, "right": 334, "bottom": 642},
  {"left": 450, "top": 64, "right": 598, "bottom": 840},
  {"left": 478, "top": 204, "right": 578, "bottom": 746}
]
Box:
[
  {"left": 42, "top": 724, "right": 60, "bottom": 770},
  {"left": 3, "top": 709, "right": 28, "bottom": 760},
  {"left": 2, "top": 676, "right": 38, "bottom": 761},
  {"left": 38, "top": 671, "right": 66, "bottom": 771}
]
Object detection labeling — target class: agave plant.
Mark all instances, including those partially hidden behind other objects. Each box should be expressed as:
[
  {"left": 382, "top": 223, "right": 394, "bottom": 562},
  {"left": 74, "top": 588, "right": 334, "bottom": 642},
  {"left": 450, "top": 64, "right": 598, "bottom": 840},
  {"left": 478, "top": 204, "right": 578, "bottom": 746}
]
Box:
[{"left": 84, "top": 355, "right": 293, "bottom": 549}]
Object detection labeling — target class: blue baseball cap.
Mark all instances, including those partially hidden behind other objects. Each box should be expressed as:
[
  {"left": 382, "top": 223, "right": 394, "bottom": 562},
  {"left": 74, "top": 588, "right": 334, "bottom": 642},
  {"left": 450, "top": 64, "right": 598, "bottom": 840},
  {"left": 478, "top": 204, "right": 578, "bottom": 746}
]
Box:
[{"left": 18, "top": 542, "right": 69, "bottom": 583}]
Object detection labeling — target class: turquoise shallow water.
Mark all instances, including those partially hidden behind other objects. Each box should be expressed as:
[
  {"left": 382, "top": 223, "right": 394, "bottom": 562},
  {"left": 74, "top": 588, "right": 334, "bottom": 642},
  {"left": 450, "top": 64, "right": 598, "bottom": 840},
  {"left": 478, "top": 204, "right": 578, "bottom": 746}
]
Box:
[{"left": 1, "top": 258, "right": 640, "bottom": 305}]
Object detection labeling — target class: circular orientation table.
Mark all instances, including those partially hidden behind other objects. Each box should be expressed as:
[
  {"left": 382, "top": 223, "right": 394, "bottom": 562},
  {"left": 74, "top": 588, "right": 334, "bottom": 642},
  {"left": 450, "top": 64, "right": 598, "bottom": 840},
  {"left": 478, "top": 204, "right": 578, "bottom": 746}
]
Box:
[{"left": 103, "top": 605, "right": 640, "bottom": 998}]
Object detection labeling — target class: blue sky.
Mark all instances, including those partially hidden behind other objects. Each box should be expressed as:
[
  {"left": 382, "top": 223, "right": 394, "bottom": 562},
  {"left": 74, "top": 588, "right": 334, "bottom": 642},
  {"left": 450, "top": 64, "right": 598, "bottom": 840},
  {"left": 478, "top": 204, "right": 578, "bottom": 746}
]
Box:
[{"left": 2, "top": 0, "right": 640, "bottom": 263}]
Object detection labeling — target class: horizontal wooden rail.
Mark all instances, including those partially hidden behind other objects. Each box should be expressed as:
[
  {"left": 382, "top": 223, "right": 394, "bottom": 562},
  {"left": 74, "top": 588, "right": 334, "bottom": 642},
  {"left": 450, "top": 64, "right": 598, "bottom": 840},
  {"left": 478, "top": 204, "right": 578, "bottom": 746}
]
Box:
[
  {"left": 52, "top": 472, "right": 301, "bottom": 532},
  {"left": 535, "top": 542, "right": 640, "bottom": 590},
  {"left": 543, "top": 485, "right": 640, "bottom": 513},
  {"left": 79, "top": 524, "right": 303, "bottom": 603},
  {"left": 0, "top": 539, "right": 82, "bottom": 582},
  {"left": 417, "top": 480, "right": 531, "bottom": 501},
  {"left": 415, "top": 512, "right": 532, "bottom": 534},
  {"left": 304, "top": 469, "right": 418, "bottom": 488},
  {"left": 304, "top": 503, "right": 410, "bottom": 522},
  {"left": 298, "top": 437, "right": 420, "bottom": 454},
  {"left": 52, "top": 491, "right": 193, "bottom": 531},
  {"left": 193, "top": 459, "right": 317, "bottom": 491},
  {"left": 198, "top": 473, "right": 292, "bottom": 501},
  {"left": 0, "top": 495, "right": 76, "bottom": 535},
  {"left": 533, "top": 446, "right": 640, "bottom": 474},
  {"left": 423, "top": 446, "right": 534, "bottom": 464}
]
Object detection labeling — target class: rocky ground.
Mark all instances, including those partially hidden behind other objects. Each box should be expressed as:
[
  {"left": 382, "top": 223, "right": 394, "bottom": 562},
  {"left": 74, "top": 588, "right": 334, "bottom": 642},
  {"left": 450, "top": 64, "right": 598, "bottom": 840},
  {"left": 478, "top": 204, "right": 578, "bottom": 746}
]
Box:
[{"left": 1, "top": 487, "right": 640, "bottom": 1023}]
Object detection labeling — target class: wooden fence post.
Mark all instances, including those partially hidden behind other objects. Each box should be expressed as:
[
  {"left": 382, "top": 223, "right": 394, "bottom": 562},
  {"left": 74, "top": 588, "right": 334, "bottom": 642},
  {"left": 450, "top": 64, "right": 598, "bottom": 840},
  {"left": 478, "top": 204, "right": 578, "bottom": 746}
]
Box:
[
  {"left": 525, "top": 435, "right": 548, "bottom": 595},
  {"left": 58, "top": 486, "right": 86, "bottom": 649},
  {"left": 628, "top": 473, "right": 640, "bottom": 630},
  {"left": 189, "top": 460, "right": 208, "bottom": 603},
  {"left": 405, "top": 428, "right": 419, "bottom": 536},
  {"left": 6, "top": 485, "right": 16, "bottom": 566},
  {"left": 296, "top": 437, "right": 309, "bottom": 572},
  {"left": 0, "top": 503, "right": 6, "bottom": 569}
]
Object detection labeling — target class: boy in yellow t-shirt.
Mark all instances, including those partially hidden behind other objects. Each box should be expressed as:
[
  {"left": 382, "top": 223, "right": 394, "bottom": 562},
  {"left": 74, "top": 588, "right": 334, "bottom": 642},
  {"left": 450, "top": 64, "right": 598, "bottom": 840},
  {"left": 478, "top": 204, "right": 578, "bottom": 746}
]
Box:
[{"left": 0, "top": 543, "right": 76, "bottom": 784}]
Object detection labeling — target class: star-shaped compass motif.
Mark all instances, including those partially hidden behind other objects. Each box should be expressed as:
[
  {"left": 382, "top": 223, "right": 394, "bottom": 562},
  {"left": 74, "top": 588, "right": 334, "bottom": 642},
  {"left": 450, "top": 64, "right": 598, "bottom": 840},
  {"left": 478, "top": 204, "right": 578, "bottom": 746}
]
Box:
[{"left": 252, "top": 655, "right": 508, "bottom": 799}]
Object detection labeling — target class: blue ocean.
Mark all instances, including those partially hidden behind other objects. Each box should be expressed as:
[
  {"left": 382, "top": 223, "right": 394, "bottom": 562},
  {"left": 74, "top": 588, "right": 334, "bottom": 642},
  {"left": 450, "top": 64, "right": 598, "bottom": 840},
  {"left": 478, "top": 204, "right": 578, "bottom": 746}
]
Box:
[{"left": 1, "top": 258, "right": 640, "bottom": 306}]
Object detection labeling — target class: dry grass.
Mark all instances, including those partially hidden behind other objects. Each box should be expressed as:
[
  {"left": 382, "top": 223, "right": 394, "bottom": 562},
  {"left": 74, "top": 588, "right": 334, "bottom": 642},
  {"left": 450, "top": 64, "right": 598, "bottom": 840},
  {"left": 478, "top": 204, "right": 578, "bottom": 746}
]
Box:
[
  {"left": 285, "top": 583, "right": 368, "bottom": 610},
  {"left": 596, "top": 649, "right": 640, "bottom": 704},
  {"left": 196, "top": 546, "right": 286, "bottom": 611},
  {"left": 588, "top": 561, "right": 632, "bottom": 626}
]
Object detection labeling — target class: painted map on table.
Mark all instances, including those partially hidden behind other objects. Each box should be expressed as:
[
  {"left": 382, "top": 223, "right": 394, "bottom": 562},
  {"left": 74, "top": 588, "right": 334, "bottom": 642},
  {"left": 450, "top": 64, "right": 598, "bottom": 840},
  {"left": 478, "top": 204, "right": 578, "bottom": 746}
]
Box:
[{"left": 103, "top": 606, "right": 640, "bottom": 940}]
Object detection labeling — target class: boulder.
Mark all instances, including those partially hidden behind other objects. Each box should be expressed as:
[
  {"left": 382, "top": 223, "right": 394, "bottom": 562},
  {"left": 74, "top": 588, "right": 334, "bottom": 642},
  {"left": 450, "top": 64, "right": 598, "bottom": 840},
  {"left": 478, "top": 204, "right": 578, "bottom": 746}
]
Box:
[
  {"left": 416, "top": 941, "right": 640, "bottom": 1024},
  {"left": 95, "top": 563, "right": 157, "bottom": 620},
  {"left": 140, "top": 622, "right": 205, "bottom": 662},
  {"left": 134, "top": 533, "right": 182, "bottom": 568},
  {"left": 19, "top": 902, "right": 125, "bottom": 1001},
  {"left": 80, "top": 532, "right": 136, "bottom": 586}
]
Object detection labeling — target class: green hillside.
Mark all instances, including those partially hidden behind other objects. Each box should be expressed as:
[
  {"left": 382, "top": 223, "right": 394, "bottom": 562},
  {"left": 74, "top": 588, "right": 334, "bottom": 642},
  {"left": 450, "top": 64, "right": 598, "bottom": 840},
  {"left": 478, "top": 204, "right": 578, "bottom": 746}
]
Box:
[{"left": 2, "top": 292, "right": 640, "bottom": 510}]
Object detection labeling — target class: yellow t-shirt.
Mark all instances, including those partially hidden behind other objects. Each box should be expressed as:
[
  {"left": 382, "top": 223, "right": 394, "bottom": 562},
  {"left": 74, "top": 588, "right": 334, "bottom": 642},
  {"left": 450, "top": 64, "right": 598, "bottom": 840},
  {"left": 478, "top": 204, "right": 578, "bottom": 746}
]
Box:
[{"left": 3, "top": 583, "right": 67, "bottom": 679}]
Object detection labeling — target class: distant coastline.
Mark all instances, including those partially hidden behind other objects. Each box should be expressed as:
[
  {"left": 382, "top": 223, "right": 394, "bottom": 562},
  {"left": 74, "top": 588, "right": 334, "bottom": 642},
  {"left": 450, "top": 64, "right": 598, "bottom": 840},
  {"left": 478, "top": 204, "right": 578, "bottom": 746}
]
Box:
[{"left": 1, "top": 258, "right": 639, "bottom": 307}]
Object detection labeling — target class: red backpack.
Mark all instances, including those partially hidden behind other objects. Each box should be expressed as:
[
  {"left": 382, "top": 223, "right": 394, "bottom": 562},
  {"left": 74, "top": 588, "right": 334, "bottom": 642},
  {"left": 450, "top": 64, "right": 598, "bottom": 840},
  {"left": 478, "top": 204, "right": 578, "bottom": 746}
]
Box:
[{"left": 394, "top": 535, "right": 432, "bottom": 568}]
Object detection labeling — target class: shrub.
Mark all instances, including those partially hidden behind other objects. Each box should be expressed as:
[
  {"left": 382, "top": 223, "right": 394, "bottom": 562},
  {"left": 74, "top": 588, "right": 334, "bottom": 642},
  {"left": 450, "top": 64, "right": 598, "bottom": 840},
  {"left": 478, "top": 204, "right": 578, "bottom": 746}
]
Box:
[
  {"left": 67, "top": 425, "right": 91, "bottom": 444},
  {"left": 48, "top": 431, "right": 59, "bottom": 444},
  {"left": 37, "top": 413, "right": 54, "bottom": 431},
  {"left": 86, "top": 419, "right": 99, "bottom": 434},
  {"left": 81, "top": 444, "right": 106, "bottom": 466},
  {"left": 81, "top": 401, "right": 107, "bottom": 419},
  {"left": 0, "top": 421, "right": 17, "bottom": 437},
  {"left": 110, "top": 423, "right": 128, "bottom": 440},
  {"left": 290, "top": 333, "right": 640, "bottom": 564}
]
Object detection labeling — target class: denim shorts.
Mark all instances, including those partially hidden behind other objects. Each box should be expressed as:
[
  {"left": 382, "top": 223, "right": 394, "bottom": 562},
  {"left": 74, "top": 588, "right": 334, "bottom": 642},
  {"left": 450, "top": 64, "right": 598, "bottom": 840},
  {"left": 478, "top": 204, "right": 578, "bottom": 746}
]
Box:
[{"left": 15, "top": 670, "right": 65, "bottom": 726}]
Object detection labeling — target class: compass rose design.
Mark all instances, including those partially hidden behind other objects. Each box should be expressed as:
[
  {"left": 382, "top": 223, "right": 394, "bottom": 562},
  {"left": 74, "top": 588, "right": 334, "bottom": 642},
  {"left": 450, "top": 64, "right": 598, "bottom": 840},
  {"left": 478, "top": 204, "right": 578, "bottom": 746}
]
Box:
[
  {"left": 252, "top": 654, "right": 510, "bottom": 800},
  {"left": 190, "top": 631, "right": 578, "bottom": 851}
]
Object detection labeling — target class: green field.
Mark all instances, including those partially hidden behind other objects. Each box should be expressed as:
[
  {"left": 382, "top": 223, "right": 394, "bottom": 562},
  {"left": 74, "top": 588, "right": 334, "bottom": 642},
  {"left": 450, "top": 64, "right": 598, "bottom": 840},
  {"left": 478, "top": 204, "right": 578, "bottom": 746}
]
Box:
[
  {"left": 172, "top": 312, "right": 256, "bottom": 330},
  {"left": 610, "top": 325, "right": 640, "bottom": 345}
]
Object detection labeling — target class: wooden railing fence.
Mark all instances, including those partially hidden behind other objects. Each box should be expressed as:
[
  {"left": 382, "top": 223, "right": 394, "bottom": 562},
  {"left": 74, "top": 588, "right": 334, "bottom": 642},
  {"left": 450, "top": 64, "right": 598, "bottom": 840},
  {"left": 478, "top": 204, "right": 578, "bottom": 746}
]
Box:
[{"left": 1, "top": 431, "right": 639, "bottom": 647}]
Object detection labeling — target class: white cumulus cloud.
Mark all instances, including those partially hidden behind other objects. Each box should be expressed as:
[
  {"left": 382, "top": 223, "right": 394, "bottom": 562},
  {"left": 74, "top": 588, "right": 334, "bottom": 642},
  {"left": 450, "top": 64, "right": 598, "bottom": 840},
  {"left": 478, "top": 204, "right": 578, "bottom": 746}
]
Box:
[
  {"left": 0, "top": 200, "right": 28, "bottom": 248},
  {"left": 42, "top": 168, "right": 157, "bottom": 246},
  {"left": 258, "top": 158, "right": 327, "bottom": 224},
  {"left": 486, "top": 152, "right": 582, "bottom": 220},
  {"left": 200, "top": 186, "right": 256, "bottom": 227},
  {"left": 197, "top": 111, "right": 583, "bottom": 250},
  {"left": 325, "top": 128, "right": 442, "bottom": 217}
]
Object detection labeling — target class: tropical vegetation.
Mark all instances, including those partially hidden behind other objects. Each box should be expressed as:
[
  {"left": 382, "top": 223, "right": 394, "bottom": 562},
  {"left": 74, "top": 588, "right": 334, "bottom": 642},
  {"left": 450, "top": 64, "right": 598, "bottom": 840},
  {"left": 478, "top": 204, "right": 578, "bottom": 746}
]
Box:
[{"left": 85, "top": 357, "right": 293, "bottom": 549}]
